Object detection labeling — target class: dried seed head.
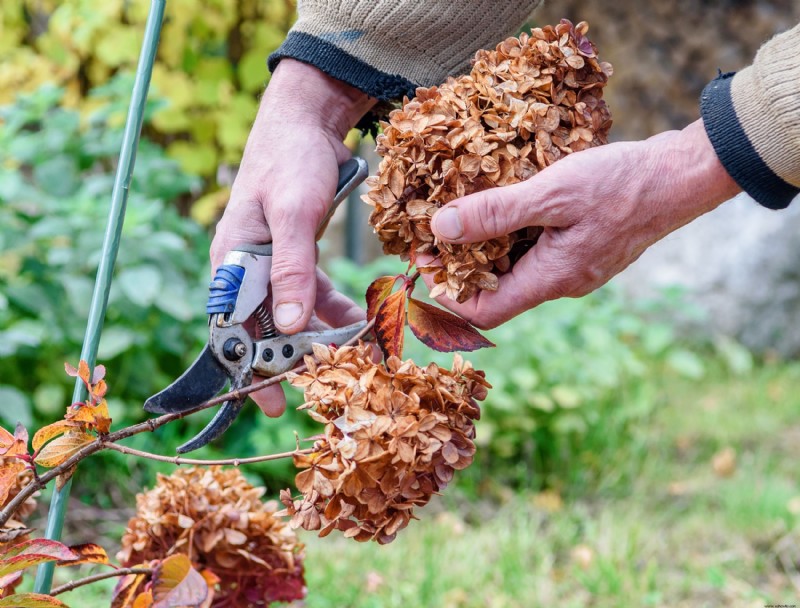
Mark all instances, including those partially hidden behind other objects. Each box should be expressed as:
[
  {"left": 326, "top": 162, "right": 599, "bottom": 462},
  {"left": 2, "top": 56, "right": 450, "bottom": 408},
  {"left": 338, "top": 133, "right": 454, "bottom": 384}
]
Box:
[
  {"left": 283, "top": 343, "right": 489, "bottom": 544},
  {"left": 364, "top": 20, "right": 613, "bottom": 302},
  {"left": 118, "top": 466, "right": 305, "bottom": 606}
]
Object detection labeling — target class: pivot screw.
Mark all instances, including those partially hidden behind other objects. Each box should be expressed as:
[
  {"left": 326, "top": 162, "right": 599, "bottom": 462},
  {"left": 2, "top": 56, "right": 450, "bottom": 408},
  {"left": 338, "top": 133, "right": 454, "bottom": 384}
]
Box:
[
  {"left": 282, "top": 344, "right": 294, "bottom": 359},
  {"left": 223, "top": 339, "right": 247, "bottom": 361},
  {"left": 262, "top": 348, "right": 274, "bottom": 362}
]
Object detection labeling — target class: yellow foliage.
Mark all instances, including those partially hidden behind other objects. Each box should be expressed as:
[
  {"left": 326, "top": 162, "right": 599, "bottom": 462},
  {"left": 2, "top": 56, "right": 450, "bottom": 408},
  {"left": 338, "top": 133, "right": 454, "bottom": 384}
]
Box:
[{"left": 2, "top": 0, "right": 295, "bottom": 208}]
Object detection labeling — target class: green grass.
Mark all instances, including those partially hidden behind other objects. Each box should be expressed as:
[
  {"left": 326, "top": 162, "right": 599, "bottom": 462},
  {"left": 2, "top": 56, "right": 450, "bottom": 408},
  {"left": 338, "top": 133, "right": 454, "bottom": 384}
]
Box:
[{"left": 38, "top": 360, "right": 800, "bottom": 607}]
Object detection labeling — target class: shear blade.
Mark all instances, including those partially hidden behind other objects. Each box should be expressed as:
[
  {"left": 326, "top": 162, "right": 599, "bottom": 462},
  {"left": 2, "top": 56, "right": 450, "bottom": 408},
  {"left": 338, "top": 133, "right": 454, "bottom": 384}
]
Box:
[
  {"left": 175, "top": 375, "right": 250, "bottom": 454},
  {"left": 144, "top": 345, "right": 229, "bottom": 414}
]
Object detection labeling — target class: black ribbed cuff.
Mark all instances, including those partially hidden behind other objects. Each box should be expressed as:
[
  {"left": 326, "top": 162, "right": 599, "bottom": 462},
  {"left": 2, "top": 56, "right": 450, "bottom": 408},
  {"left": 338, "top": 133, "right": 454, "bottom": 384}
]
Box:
[
  {"left": 700, "top": 72, "right": 798, "bottom": 210},
  {"left": 268, "top": 31, "right": 417, "bottom": 102}
]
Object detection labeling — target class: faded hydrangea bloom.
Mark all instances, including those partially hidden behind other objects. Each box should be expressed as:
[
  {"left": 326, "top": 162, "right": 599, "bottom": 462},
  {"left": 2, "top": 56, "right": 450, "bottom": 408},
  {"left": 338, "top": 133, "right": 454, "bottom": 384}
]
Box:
[
  {"left": 118, "top": 466, "right": 305, "bottom": 607},
  {"left": 364, "top": 20, "right": 613, "bottom": 302},
  {"left": 282, "top": 342, "right": 489, "bottom": 544}
]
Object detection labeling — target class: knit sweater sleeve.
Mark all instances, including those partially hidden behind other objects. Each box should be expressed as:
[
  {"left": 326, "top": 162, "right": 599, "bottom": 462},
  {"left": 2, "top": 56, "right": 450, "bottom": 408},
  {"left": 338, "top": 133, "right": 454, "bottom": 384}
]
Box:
[
  {"left": 701, "top": 23, "right": 800, "bottom": 209},
  {"left": 267, "top": 0, "right": 542, "bottom": 101}
]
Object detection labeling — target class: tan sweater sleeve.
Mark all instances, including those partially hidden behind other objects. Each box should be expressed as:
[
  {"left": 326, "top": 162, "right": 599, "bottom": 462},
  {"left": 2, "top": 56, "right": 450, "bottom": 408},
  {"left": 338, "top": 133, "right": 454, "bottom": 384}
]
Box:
[
  {"left": 701, "top": 22, "right": 800, "bottom": 209},
  {"left": 268, "top": 0, "right": 542, "bottom": 101}
]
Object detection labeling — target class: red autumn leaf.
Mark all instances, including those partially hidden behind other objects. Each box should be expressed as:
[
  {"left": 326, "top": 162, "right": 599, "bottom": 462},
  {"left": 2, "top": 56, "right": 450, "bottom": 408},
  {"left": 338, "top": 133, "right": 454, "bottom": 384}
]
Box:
[
  {"left": 0, "top": 570, "right": 22, "bottom": 590},
  {"left": 407, "top": 297, "right": 495, "bottom": 352},
  {"left": 0, "top": 539, "right": 78, "bottom": 577},
  {"left": 33, "top": 431, "right": 94, "bottom": 468},
  {"left": 58, "top": 543, "right": 111, "bottom": 567},
  {"left": 366, "top": 276, "right": 400, "bottom": 322},
  {"left": 374, "top": 288, "right": 408, "bottom": 360},
  {"left": 151, "top": 554, "right": 210, "bottom": 608},
  {"left": 0, "top": 593, "right": 70, "bottom": 607}
]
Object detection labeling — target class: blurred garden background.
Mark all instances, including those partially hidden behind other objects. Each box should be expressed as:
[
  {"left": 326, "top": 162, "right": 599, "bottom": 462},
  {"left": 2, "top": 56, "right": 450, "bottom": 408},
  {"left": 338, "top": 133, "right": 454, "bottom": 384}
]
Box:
[{"left": 2, "top": 0, "right": 800, "bottom": 606}]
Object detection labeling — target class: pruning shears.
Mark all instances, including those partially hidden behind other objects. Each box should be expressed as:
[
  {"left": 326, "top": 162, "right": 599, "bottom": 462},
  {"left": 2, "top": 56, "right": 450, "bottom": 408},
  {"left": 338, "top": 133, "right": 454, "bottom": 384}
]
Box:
[{"left": 144, "top": 158, "right": 369, "bottom": 453}]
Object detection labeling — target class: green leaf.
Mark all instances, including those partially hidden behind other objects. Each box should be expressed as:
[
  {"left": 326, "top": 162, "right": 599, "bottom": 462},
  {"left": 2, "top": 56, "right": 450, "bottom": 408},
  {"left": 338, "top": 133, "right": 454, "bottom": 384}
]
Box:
[
  {"left": 98, "top": 326, "right": 138, "bottom": 359},
  {"left": 666, "top": 348, "right": 706, "bottom": 380},
  {"left": 117, "top": 265, "right": 162, "bottom": 307},
  {"left": 0, "top": 385, "right": 32, "bottom": 428},
  {"left": 29, "top": 383, "right": 68, "bottom": 418},
  {"left": 32, "top": 156, "right": 79, "bottom": 197}
]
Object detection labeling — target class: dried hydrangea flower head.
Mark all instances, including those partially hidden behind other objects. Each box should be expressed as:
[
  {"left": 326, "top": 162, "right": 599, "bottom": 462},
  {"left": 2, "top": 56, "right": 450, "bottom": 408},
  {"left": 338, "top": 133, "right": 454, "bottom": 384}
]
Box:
[
  {"left": 118, "top": 466, "right": 305, "bottom": 606},
  {"left": 364, "top": 20, "right": 613, "bottom": 302},
  {"left": 282, "top": 342, "right": 489, "bottom": 544}
]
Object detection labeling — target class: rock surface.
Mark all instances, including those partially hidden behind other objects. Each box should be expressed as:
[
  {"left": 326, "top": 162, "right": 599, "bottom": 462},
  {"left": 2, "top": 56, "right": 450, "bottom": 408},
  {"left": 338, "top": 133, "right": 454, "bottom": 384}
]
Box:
[{"left": 615, "top": 193, "right": 800, "bottom": 355}]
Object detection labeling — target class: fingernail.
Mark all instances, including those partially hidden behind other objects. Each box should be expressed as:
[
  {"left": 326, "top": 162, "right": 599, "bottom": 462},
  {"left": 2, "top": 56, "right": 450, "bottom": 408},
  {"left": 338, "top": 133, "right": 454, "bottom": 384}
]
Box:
[
  {"left": 433, "top": 207, "right": 463, "bottom": 240},
  {"left": 275, "top": 302, "right": 303, "bottom": 328}
]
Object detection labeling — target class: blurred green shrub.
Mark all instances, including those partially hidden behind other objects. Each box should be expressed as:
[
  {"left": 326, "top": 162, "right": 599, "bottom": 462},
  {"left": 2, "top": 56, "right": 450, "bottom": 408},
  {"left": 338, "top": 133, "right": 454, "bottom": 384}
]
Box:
[
  {"left": 1, "top": 0, "right": 295, "bottom": 209},
  {"left": 0, "top": 83, "right": 314, "bottom": 496},
  {"left": 329, "top": 258, "right": 716, "bottom": 493}
]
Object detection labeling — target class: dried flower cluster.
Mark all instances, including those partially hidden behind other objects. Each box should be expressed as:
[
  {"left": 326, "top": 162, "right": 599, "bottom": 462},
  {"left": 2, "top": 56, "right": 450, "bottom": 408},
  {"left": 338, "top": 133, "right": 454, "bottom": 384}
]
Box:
[
  {"left": 118, "top": 466, "right": 305, "bottom": 607},
  {"left": 282, "top": 343, "right": 489, "bottom": 544},
  {"left": 364, "top": 19, "right": 613, "bottom": 302}
]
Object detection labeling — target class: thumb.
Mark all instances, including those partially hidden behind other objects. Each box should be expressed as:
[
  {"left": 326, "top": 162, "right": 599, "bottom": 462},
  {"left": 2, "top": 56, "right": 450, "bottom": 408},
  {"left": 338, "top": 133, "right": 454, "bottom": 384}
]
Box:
[{"left": 430, "top": 177, "right": 569, "bottom": 244}]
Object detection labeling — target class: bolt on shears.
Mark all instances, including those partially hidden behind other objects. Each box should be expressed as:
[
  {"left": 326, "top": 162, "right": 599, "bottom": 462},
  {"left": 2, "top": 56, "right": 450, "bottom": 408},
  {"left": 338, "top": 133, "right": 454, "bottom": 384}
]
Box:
[{"left": 144, "top": 158, "right": 369, "bottom": 453}]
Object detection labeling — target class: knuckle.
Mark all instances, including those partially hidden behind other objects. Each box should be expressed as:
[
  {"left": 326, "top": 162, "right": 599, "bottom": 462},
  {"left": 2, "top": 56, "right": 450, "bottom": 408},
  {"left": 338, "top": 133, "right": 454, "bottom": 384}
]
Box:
[
  {"left": 474, "top": 190, "right": 507, "bottom": 237},
  {"left": 271, "top": 262, "right": 313, "bottom": 293}
]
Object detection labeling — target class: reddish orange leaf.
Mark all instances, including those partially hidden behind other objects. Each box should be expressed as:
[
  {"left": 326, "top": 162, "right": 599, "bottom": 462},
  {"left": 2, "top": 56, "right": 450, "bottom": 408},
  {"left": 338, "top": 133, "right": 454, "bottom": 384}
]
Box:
[
  {"left": 151, "top": 554, "right": 209, "bottom": 608},
  {"left": 0, "top": 593, "right": 69, "bottom": 607},
  {"left": 366, "top": 276, "right": 400, "bottom": 322},
  {"left": 0, "top": 424, "right": 28, "bottom": 458},
  {"left": 90, "top": 379, "right": 108, "bottom": 403},
  {"left": 112, "top": 572, "right": 149, "bottom": 608},
  {"left": 374, "top": 289, "right": 408, "bottom": 360},
  {"left": 33, "top": 432, "right": 94, "bottom": 468},
  {"left": 0, "top": 528, "right": 32, "bottom": 544},
  {"left": 407, "top": 297, "right": 494, "bottom": 352},
  {"left": 32, "top": 421, "right": 82, "bottom": 452},
  {"left": 58, "top": 543, "right": 110, "bottom": 567},
  {"left": 0, "top": 461, "right": 25, "bottom": 507},
  {"left": 66, "top": 399, "right": 111, "bottom": 434},
  {"left": 0, "top": 539, "right": 78, "bottom": 577},
  {"left": 77, "top": 360, "right": 90, "bottom": 385},
  {"left": 132, "top": 591, "right": 154, "bottom": 608}
]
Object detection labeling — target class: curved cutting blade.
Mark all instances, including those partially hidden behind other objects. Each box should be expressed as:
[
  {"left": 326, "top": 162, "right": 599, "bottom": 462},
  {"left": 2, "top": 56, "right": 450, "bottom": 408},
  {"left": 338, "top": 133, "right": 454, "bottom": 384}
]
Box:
[
  {"left": 144, "top": 345, "right": 229, "bottom": 414},
  {"left": 175, "top": 372, "right": 251, "bottom": 454}
]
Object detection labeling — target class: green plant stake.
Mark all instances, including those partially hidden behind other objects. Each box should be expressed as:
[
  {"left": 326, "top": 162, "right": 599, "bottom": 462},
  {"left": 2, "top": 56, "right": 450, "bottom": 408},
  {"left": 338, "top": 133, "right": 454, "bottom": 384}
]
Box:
[{"left": 33, "top": 0, "right": 167, "bottom": 593}]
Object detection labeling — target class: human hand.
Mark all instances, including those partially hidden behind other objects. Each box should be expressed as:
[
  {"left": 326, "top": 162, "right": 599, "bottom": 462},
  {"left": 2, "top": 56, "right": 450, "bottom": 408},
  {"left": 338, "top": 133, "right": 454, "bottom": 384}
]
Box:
[
  {"left": 425, "top": 119, "right": 741, "bottom": 329},
  {"left": 210, "top": 59, "right": 375, "bottom": 416}
]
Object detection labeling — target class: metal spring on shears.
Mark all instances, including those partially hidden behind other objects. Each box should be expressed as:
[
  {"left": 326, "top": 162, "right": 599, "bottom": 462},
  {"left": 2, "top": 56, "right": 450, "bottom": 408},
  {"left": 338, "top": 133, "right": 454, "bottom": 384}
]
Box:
[{"left": 254, "top": 303, "right": 278, "bottom": 339}]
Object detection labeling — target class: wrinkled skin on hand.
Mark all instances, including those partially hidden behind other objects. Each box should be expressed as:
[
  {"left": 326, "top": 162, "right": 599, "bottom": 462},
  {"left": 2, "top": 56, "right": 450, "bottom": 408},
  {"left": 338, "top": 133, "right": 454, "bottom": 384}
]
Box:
[
  {"left": 425, "top": 119, "right": 742, "bottom": 329},
  {"left": 211, "top": 59, "right": 375, "bottom": 416}
]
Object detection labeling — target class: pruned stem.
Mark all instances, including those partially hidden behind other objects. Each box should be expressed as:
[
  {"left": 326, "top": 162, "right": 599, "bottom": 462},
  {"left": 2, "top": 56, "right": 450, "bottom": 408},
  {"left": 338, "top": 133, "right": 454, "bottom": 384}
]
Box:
[
  {"left": 103, "top": 442, "right": 313, "bottom": 466},
  {"left": 50, "top": 567, "right": 152, "bottom": 596},
  {"left": 0, "top": 319, "right": 374, "bottom": 528}
]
